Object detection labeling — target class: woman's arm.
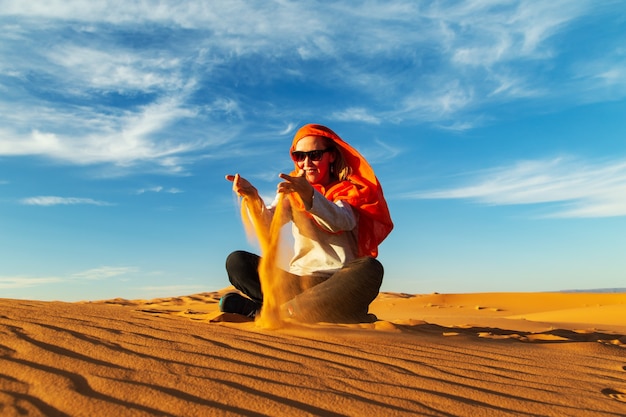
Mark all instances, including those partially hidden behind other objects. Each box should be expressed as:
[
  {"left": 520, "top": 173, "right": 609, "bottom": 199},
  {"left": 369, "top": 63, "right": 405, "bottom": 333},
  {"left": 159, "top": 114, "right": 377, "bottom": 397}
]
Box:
[{"left": 306, "top": 189, "right": 356, "bottom": 232}]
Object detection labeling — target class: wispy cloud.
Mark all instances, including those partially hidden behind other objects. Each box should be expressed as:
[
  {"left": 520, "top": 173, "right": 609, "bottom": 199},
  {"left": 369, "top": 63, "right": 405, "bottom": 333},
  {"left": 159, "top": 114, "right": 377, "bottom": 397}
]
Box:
[
  {"left": 72, "top": 266, "right": 139, "bottom": 280},
  {"left": 332, "top": 108, "right": 381, "bottom": 124},
  {"left": 358, "top": 139, "right": 403, "bottom": 165},
  {"left": 20, "top": 196, "right": 113, "bottom": 206},
  {"left": 278, "top": 123, "right": 297, "bottom": 136},
  {"left": 572, "top": 48, "right": 626, "bottom": 102},
  {"left": 0, "top": 95, "right": 202, "bottom": 167},
  {"left": 0, "top": 0, "right": 621, "bottom": 175},
  {"left": 136, "top": 186, "right": 183, "bottom": 195},
  {"left": 441, "top": 1, "right": 586, "bottom": 65},
  {"left": 405, "top": 156, "right": 626, "bottom": 218},
  {"left": 45, "top": 45, "right": 183, "bottom": 93},
  {"left": 0, "top": 266, "right": 140, "bottom": 290},
  {"left": 0, "top": 276, "right": 63, "bottom": 289}
]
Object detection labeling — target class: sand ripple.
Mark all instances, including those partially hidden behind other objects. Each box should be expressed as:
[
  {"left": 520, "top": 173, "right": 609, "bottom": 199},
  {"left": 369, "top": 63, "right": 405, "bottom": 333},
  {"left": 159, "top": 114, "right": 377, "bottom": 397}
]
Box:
[{"left": 1, "top": 291, "right": 625, "bottom": 416}]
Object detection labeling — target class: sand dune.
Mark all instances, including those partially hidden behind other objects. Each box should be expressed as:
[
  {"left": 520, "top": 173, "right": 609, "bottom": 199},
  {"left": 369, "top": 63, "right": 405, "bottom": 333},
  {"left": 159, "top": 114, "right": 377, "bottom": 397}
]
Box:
[{"left": 1, "top": 290, "right": 625, "bottom": 416}]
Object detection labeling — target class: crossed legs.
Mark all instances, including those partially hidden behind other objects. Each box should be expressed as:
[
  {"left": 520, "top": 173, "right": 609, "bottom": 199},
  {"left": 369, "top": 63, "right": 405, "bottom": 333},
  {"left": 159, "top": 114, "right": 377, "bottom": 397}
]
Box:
[{"left": 225, "top": 251, "right": 383, "bottom": 323}]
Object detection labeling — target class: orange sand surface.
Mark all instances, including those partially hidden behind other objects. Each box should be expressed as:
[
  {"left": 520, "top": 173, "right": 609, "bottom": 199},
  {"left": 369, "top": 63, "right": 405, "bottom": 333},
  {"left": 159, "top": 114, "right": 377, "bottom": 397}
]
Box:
[{"left": 1, "top": 289, "right": 625, "bottom": 416}]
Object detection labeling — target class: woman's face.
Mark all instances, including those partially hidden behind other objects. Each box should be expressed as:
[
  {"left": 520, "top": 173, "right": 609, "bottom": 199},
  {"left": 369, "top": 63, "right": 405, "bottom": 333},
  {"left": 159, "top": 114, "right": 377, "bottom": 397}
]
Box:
[{"left": 293, "top": 135, "right": 335, "bottom": 186}]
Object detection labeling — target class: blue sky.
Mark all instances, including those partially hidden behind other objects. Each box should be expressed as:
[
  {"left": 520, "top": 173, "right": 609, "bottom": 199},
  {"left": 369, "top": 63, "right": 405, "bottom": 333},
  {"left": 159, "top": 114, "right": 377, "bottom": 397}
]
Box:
[{"left": 1, "top": 1, "right": 625, "bottom": 301}]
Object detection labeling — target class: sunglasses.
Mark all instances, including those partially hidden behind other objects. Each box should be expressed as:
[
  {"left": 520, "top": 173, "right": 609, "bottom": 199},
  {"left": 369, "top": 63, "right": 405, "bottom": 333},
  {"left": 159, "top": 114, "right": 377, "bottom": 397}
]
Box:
[{"left": 290, "top": 148, "right": 333, "bottom": 162}]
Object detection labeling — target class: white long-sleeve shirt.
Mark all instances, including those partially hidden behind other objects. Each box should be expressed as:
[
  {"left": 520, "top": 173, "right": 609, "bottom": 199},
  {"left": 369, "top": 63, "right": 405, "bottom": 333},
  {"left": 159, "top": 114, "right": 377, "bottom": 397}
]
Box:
[{"left": 269, "top": 189, "right": 359, "bottom": 277}]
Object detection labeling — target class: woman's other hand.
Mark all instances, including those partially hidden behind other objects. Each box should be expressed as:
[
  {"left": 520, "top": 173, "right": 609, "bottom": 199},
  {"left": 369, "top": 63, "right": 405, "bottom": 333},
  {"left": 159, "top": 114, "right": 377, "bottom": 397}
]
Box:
[
  {"left": 225, "top": 174, "right": 258, "bottom": 199},
  {"left": 278, "top": 171, "right": 314, "bottom": 208}
]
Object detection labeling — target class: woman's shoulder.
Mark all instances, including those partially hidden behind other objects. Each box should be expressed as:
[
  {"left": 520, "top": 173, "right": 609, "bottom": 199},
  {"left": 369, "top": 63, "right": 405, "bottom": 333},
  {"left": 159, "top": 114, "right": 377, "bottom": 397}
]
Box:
[{"left": 324, "top": 179, "right": 360, "bottom": 202}]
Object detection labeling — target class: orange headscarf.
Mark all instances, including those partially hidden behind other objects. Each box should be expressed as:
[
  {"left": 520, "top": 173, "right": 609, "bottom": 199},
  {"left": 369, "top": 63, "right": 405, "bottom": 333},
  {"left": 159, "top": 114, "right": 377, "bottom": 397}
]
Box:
[{"left": 291, "top": 124, "right": 393, "bottom": 258}]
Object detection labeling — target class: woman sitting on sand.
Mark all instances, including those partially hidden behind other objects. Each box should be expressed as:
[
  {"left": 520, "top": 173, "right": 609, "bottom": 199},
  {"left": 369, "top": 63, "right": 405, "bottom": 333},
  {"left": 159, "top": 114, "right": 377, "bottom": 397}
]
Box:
[{"left": 221, "top": 124, "right": 393, "bottom": 323}]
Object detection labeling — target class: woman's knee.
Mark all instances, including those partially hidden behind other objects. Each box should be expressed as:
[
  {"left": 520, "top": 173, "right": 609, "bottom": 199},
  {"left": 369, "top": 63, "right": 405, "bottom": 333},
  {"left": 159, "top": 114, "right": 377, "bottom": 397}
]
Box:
[
  {"left": 348, "top": 256, "right": 384, "bottom": 288},
  {"left": 358, "top": 256, "right": 384, "bottom": 276},
  {"left": 226, "top": 250, "right": 250, "bottom": 271},
  {"left": 225, "top": 251, "right": 259, "bottom": 285},
  {"left": 364, "top": 256, "right": 383, "bottom": 274}
]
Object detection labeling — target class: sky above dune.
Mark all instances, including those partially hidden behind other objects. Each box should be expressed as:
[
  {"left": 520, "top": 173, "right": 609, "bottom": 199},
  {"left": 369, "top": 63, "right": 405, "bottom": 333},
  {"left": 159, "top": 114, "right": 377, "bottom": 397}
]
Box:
[{"left": 1, "top": 0, "right": 625, "bottom": 301}]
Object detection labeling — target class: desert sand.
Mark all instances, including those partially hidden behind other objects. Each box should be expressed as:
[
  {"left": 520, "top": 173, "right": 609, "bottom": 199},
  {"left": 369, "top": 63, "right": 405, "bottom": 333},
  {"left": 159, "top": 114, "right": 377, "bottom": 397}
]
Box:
[{"left": 1, "top": 288, "right": 625, "bottom": 416}]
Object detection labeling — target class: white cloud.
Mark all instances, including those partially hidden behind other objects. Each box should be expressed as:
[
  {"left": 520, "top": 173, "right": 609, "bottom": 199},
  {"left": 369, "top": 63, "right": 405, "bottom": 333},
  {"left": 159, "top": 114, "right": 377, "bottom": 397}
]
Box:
[
  {"left": 332, "top": 108, "right": 381, "bottom": 124},
  {"left": 136, "top": 186, "right": 183, "bottom": 194},
  {"left": 72, "top": 266, "right": 139, "bottom": 280},
  {"left": 0, "top": 0, "right": 619, "bottom": 162},
  {"left": 45, "top": 45, "right": 182, "bottom": 92},
  {"left": 0, "top": 276, "right": 63, "bottom": 289},
  {"left": 20, "top": 196, "right": 113, "bottom": 206},
  {"left": 406, "top": 157, "right": 626, "bottom": 218},
  {"left": 380, "top": 0, "right": 599, "bottom": 120},
  {"left": 0, "top": 129, "right": 62, "bottom": 156},
  {"left": 0, "top": 266, "right": 140, "bottom": 289},
  {"left": 137, "top": 186, "right": 163, "bottom": 194},
  {"left": 572, "top": 50, "right": 626, "bottom": 102},
  {"left": 436, "top": 117, "right": 487, "bottom": 131},
  {"left": 0, "top": 95, "right": 204, "bottom": 172},
  {"left": 436, "top": 0, "right": 587, "bottom": 64},
  {"left": 276, "top": 123, "right": 297, "bottom": 136},
  {"left": 358, "top": 139, "right": 402, "bottom": 165},
  {"left": 396, "top": 80, "right": 475, "bottom": 122}
]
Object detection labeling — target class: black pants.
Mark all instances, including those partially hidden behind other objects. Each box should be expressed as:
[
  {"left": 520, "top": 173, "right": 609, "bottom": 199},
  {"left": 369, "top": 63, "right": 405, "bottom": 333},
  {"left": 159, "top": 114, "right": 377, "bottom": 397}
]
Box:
[{"left": 225, "top": 250, "right": 383, "bottom": 323}]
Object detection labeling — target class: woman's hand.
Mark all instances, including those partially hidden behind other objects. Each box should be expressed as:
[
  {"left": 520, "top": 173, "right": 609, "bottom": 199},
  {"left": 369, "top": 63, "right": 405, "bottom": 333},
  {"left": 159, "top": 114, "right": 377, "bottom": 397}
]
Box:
[
  {"left": 225, "top": 174, "right": 258, "bottom": 199},
  {"left": 278, "top": 171, "right": 314, "bottom": 208}
]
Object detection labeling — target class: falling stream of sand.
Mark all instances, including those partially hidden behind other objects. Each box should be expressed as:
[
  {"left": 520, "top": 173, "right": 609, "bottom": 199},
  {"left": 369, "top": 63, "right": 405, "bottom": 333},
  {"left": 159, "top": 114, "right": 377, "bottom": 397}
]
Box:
[{"left": 240, "top": 192, "right": 293, "bottom": 329}]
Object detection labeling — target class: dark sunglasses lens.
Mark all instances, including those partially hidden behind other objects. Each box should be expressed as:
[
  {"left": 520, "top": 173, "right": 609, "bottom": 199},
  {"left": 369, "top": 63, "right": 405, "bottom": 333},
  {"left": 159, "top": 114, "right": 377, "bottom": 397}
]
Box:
[
  {"left": 291, "top": 150, "right": 326, "bottom": 162},
  {"left": 308, "top": 150, "right": 324, "bottom": 161}
]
